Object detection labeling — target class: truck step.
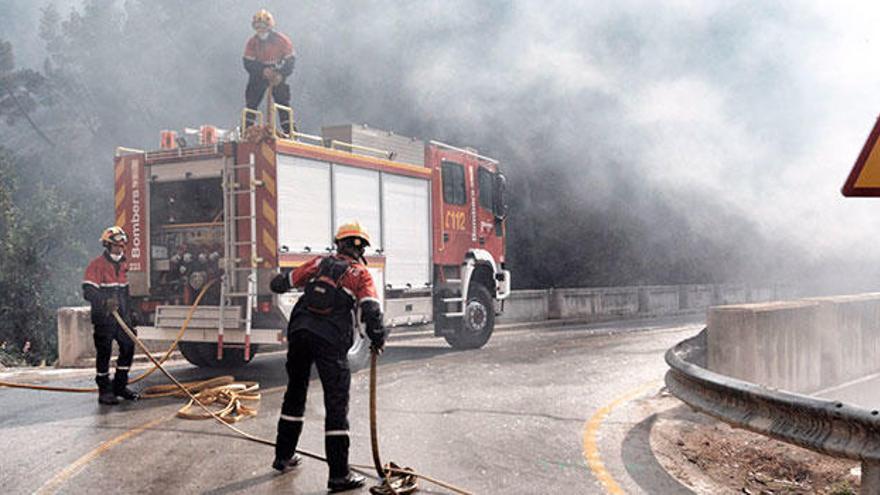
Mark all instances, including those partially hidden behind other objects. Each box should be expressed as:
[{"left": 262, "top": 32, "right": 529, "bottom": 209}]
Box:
[
  {"left": 442, "top": 297, "right": 463, "bottom": 303},
  {"left": 445, "top": 279, "right": 461, "bottom": 284},
  {"left": 228, "top": 189, "right": 258, "bottom": 195},
  {"left": 443, "top": 312, "right": 464, "bottom": 318},
  {"left": 223, "top": 292, "right": 255, "bottom": 297}
]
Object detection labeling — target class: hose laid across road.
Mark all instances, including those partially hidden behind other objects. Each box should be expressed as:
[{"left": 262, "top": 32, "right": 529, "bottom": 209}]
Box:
[
  {"left": 0, "top": 283, "right": 474, "bottom": 494},
  {"left": 0, "top": 279, "right": 218, "bottom": 394},
  {"left": 111, "top": 310, "right": 474, "bottom": 495}
]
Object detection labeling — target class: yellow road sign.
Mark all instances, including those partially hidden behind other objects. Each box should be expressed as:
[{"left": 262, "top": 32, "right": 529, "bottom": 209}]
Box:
[{"left": 843, "top": 115, "right": 880, "bottom": 196}]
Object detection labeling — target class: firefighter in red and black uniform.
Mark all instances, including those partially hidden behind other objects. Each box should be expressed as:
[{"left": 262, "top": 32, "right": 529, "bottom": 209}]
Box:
[
  {"left": 270, "top": 222, "right": 385, "bottom": 493},
  {"left": 243, "top": 9, "right": 296, "bottom": 134},
  {"left": 82, "top": 226, "right": 140, "bottom": 406}
]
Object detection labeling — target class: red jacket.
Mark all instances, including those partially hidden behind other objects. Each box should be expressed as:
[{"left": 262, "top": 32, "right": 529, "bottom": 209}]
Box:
[
  {"left": 271, "top": 254, "right": 382, "bottom": 349},
  {"left": 288, "top": 254, "right": 378, "bottom": 303},
  {"left": 82, "top": 252, "right": 133, "bottom": 329},
  {"left": 243, "top": 31, "right": 296, "bottom": 78}
]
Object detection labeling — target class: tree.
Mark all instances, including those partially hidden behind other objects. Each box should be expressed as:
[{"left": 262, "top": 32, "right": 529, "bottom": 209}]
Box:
[
  {"left": 0, "top": 40, "right": 53, "bottom": 146},
  {"left": 0, "top": 147, "right": 86, "bottom": 364}
]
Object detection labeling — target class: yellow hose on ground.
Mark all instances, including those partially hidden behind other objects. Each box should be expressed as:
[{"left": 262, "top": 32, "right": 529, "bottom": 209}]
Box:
[
  {"left": 112, "top": 310, "right": 475, "bottom": 495},
  {"left": 0, "top": 280, "right": 216, "bottom": 393}
]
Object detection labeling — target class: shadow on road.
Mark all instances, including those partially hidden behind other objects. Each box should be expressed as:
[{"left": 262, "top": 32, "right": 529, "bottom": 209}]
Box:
[{"left": 620, "top": 412, "right": 693, "bottom": 494}]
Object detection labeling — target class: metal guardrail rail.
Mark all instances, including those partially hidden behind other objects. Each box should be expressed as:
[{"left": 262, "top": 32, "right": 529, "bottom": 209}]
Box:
[{"left": 665, "top": 329, "right": 880, "bottom": 494}]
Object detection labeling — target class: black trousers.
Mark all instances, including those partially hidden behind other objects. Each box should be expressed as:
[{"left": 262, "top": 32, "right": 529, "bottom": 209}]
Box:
[
  {"left": 245, "top": 75, "right": 292, "bottom": 133},
  {"left": 93, "top": 324, "right": 135, "bottom": 392},
  {"left": 276, "top": 330, "right": 352, "bottom": 479}
]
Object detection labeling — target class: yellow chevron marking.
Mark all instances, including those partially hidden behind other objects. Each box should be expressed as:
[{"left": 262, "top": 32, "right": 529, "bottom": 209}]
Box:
[
  {"left": 262, "top": 228, "right": 277, "bottom": 259},
  {"left": 261, "top": 142, "right": 275, "bottom": 165},
  {"left": 115, "top": 211, "right": 126, "bottom": 230},
  {"left": 115, "top": 185, "right": 126, "bottom": 209},
  {"left": 262, "top": 170, "right": 276, "bottom": 197},
  {"left": 262, "top": 200, "right": 276, "bottom": 227},
  {"left": 115, "top": 162, "right": 124, "bottom": 181}
]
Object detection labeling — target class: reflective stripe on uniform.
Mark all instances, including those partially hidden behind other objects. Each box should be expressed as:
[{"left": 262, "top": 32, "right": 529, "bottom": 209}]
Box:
[
  {"left": 116, "top": 366, "right": 130, "bottom": 371},
  {"left": 96, "top": 372, "right": 110, "bottom": 377},
  {"left": 325, "top": 430, "right": 349, "bottom": 436},
  {"left": 280, "top": 414, "right": 304, "bottom": 422},
  {"left": 83, "top": 280, "right": 100, "bottom": 288}
]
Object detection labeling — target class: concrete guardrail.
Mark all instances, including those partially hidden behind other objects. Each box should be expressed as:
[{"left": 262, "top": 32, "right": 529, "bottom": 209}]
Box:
[
  {"left": 667, "top": 293, "right": 880, "bottom": 494},
  {"left": 58, "top": 282, "right": 791, "bottom": 367}
]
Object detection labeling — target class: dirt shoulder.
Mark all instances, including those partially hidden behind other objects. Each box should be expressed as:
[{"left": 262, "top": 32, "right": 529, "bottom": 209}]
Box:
[{"left": 649, "top": 394, "right": 860, "bottom": 494}]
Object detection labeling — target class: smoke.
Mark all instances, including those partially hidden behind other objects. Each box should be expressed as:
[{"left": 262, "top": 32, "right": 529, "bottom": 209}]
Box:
[{"left": 4, "top": 0, "right": 880, "bottom": 290}]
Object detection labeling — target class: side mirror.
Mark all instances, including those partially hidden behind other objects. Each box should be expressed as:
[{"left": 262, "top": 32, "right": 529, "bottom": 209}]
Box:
[{"left": 493, "top": 173, "right": 509, "bottom": 220}]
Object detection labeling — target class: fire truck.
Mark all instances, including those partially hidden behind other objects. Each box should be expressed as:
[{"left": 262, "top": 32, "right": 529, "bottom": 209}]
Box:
[{"left": 113, "top": 112, "right": 510, "bottom": 369}]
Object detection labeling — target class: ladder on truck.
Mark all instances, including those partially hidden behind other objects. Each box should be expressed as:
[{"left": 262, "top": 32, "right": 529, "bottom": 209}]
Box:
[{"left": 219, "top": 152, "right": 261, "bottom": 361}]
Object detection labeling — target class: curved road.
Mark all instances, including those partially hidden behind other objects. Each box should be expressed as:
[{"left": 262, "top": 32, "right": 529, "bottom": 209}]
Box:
[{"left": 0, "top": 316, "right": 704, "bottom": 494}]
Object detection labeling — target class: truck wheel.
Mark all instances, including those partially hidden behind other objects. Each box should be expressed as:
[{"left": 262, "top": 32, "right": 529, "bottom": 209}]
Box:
[
  {"left": 347, "top": 330, "right": 371, "bottom": 372},
  {"left": 178, "top": 342, "right": 256, "bottom": 369},
  {"left": 444, "top": 284, "right": 494, "bottom": 349}
]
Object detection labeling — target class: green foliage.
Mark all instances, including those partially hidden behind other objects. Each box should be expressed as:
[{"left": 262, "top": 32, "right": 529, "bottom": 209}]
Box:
[
  {"left": 0, "top": 39, "right": 50, "bottom": 142},
  {"left": 0, "top": 148, "right": 87, "bottom": 364},
  {"left": 828, "top": 480, "right": 856, "bottom": 495}
]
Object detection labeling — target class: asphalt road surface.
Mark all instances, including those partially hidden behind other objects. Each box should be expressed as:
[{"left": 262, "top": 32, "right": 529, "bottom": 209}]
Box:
[{"left": 0, "top": 316, "right": 705, "bottom": 494}]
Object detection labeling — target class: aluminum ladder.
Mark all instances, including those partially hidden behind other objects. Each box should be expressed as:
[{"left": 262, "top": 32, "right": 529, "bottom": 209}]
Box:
[{"left": 219, "top": 152, "right": 261, "bottom": 361}]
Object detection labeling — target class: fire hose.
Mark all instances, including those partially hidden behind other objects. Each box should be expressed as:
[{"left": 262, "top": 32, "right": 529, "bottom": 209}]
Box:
[
  {"left": 0, "top": 278, "right": 474, "bottom": 493},
  {"left": 0, "top": 280, "right": 260, "bottom": 422},
  {"left": 110, "top": 310, "right": 474, "bottom": 495}
]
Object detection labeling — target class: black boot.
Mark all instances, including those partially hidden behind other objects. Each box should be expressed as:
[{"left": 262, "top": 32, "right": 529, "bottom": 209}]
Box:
[
  {"left": 96, "top": 375, "right": 119, "bottom": 405},
  {"left": 113, "top": 370, "right": 140, "bottom": 401},
  {"left": 275, "top": 418, "right": 304, "bottom": 467},
  {"left": 272, "top": 453, "right": 302, "bottom": 472},
  {"left": 326, "top": 434, "right": 361, "bottom": 492},
  {"left": 327, "top": 472, "right": 365, "bottom": 493}
]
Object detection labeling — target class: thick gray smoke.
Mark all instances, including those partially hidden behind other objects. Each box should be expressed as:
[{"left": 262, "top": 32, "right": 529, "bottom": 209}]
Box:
[{"left": 4, "top": 0, "right": 880, "bottom": 291}]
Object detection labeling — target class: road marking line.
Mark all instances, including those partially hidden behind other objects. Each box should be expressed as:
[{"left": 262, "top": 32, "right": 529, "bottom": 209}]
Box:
[
  {"left": 583, "top": 380, "right": 662, "bottom": 495},
  {"left": 34, "top": 383, "right": 288, "bottom": 495},
  {"left": 35, "top": 414, "right": 172, "bottom": 495}
]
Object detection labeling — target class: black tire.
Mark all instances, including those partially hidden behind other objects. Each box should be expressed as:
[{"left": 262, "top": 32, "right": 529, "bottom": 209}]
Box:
[
  {"left": 178, "top": 341, "right": 255, "bottom": 369},
  {"left": 444, "top": 283, "right": 494, "bottom": 349}
]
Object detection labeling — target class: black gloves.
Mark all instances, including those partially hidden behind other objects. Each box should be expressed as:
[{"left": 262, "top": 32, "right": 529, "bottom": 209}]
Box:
[
  {"left": 270, "top": 270, "right": 292, "bottom": 294},
  {"left": 367, "top": 326, "right": 386, "bottom": 353},
  {"left": 104, "top": 297, "right": 120, "bottom": 314}
]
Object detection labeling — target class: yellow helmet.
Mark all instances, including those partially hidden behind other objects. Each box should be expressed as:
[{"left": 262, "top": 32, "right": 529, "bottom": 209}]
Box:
[
  {"left": 335, "top": 222, "right": 371, "bottom": 247},
  {"left": 252, "top": 9, "right": 275, "bottom": 30},
  {"left": 100, "top": 226, "right": 128, "bottom": 246}
]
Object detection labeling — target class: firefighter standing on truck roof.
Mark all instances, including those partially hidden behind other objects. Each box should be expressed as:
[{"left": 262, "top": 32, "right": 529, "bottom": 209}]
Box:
[
  {"left": 270, "top": 222, "right": 386, "bottom": 493},
  {"left": 243, "top": 8, "right": 296, "bottom": 134},
  {"left": 82, "top": 226, "right": 140, "bottom": 406}
]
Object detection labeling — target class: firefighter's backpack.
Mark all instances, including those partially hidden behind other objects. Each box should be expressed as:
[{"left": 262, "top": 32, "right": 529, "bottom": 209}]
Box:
[{"left": 301, "top": 257, "right": 353, "bottom": 316}]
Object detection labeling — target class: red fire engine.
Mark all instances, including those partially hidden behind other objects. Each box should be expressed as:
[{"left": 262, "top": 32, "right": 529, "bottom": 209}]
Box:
[{"left": 114, "top": 114, "right": 510, "bottom": 369}]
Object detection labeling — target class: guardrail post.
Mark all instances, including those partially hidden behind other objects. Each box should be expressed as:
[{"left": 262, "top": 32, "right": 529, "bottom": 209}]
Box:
[{"left": 863, "top": 460, "right": 880, "bottom": 494}]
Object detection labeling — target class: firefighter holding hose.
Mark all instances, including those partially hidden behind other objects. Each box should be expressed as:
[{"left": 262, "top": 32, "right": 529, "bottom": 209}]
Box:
[
  {"left": 270, "top": 222, "right": 386, "bottom": 493},
  {"left": 243, "top": 8, "right": 296, "bottom": 134},
  {"left": 82, "top": 226, "right": 140, "bottom": 405}
]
